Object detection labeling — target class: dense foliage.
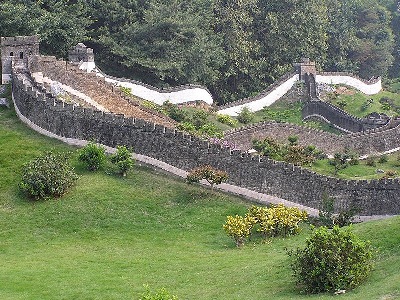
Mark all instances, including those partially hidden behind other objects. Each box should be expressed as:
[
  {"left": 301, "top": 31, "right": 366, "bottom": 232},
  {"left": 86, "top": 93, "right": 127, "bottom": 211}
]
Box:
[
  {"left": 289, "top": 226, "right": 373, "bottom": 294},
  {"left": 19, "top": 151, "right": 78, "bottom": 199},
  {"left": 0, "top": 0, "right": 399, "bottom": 103},
  {"left": 186, "top": 165, "right": 228, "bottom": 190},
  {"left": 111, "top": 145, "right": 134, "bottom": 176},
  {"left": 253, "top": 136, "right": 324, "bottom": 166},
  {"left": 223, "top": 204, "right": 308, "bottom": 247},
  {"left": 78, "top": 142, "right": 107, "bottom": 171}
]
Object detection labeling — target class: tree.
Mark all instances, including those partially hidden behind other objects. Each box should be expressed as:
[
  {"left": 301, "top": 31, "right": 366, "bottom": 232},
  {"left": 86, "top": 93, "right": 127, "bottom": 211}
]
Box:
[
  {"left": 108, "top": 0, "right": 224, "bottom": 88},
  {"left": 289, "top": 226, "right": 373, "bottom": 294},
  {"left": 111, "top": 146, "right": 134, "bottom": 176},
  {"left": 186, "top": 165, "right": 228, "bottom": 190},
  {"left": 19, "top": 151, "right": 78, "bottom": 200},
  {"left": 212, "top": 0, "right": 261, "bottom": 103},
  {"left": 78, "top": 142, "right": 107, "bottom": 171}
]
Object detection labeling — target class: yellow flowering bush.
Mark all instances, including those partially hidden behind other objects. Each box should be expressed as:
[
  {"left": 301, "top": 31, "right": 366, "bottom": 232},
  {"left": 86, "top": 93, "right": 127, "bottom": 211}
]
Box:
[{"left": 223, "top": 215, "right": 255, "bottom": 247}]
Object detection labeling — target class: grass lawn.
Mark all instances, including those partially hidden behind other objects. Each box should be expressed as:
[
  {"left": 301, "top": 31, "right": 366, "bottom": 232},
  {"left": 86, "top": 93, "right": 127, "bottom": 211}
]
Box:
[
  {"left": 309, "top": 154, "right": 400, "bottom": 180},
  {"left": 325, "top": 87, "right": 400, "bottom": 118},
  {"left": 0, "top": 104, "right": 399, "bottom": 300}
]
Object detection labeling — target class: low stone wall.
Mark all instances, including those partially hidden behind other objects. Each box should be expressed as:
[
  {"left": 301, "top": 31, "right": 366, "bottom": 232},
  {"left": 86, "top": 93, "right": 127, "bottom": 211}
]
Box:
[
  {"left": 302, "top": 101, "right": 390, "bottom": 133},
  {"left": 223, "top": 121, "right": 400, "bottom": 156},
  {"left": 12, "top": 70, "right": 400, "bottom": 215}
]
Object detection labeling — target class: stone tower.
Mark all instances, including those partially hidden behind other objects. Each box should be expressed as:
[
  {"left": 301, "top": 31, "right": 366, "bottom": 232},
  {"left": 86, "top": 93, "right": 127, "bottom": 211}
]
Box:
[
  {"left": 68, "top": 43, "right": 96, "bottom": 72},
  {"left": 295, "top": 58, "right": 317, "bottom": 99},
  {"left": 1, "top": 35, "right": 40, "bottom": 84}
]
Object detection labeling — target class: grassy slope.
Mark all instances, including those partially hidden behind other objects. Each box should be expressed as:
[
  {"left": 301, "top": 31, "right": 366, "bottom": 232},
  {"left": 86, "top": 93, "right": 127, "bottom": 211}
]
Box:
[{"left": 0, "top": 106, "right": 399, "bottom": 300}]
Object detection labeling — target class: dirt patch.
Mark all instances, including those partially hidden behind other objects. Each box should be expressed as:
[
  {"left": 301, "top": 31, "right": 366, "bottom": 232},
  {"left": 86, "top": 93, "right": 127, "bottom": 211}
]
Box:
[{"left": 335, "top": 86, "right": 355, "bottom": 96}]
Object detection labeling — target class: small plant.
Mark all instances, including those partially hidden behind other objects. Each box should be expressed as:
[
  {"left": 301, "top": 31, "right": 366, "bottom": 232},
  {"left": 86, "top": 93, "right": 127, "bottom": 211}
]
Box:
[
  {"left": 336, "top": 99, "right": 347, "bottom": 109},
  {"left": 237, "top": 107, "right": 254, "bottom": 124},
  {"left": 177, "top": 121, "right": 196, "bottom": 133},
  {"left": 139, "top": 285, "right": 179, "bottom": 300},
  {"left": 287, "top": 135, "right": 298, "bottom": 146},
  {"left": 190, "top": 110, "right": 209, "bottom": 129},
  {"left": 223, "top": 215, "right": 255, "bottom": 247},
  {"left": 19, "top": 151, "right": 78, "bottom": 200},
  {"left": 186, "top": 165, "right": 228, "bottom": 190},
  {"left": 198, "top": 123, "right": 223, "bottom": 138},
  {"left": 383, "top": 169, "right": 397, "bottom": 178},
  {"left": 216, "top": 114, "right": 238, "bottom": 127},
  {"left": 111, "top": 146, "right": 134, "bottom": 176},
  {"left": 289, "top": 226, "right": 373, "bottom": 294},
  {"left": 312, "top": 194, "right": 356, "bottom": 228},
  {"left": 378, "top": 154, "right": 388, "bottom": 163},
  {"left": 162, "top": 101, "right": 185, "bottom": 122},
  {"left": 78, "top": 142, "right": 107, "bottom": 171},
  {"left": 365, "top": 156, "right": 377, "bottom": 167}
]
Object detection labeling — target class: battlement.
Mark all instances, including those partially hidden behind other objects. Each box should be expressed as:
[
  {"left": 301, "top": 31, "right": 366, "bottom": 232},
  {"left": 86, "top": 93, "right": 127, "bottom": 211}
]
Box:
[{"left": 0, "top": 35, "right": 39, "bottom": 47}]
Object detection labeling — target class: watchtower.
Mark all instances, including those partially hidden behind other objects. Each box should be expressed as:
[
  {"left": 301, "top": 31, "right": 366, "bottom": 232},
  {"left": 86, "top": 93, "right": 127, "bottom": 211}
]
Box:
[
  {"left": 1, "top": 35, "right": 40, "bottom": 84},
  {"left": 295, "top": 58, "right": 317, "bottom": 99},
  {"left": 68, "top": 43, "right": 96, "bottom": 72}
]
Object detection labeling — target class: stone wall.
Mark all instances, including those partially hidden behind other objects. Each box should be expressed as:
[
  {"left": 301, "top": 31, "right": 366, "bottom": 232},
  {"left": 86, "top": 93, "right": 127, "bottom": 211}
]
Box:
[
  {"left": 302, "top": 101, "right": 391, "bottom": 133},
  {"left": 12, "top": 70, "right": 400, "bottom": 215},
  {"left": 223, "top": 120, "right": 400, "bottom": 156}
]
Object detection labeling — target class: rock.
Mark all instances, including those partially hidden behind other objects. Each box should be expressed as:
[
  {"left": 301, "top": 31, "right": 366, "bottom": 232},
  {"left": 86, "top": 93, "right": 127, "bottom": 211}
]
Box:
[
  {"left": 0, "top": 98, "right": 9, "bottom": 108},
  {"left": 376, "top": 169, "right": 385, "bottom": 174}
]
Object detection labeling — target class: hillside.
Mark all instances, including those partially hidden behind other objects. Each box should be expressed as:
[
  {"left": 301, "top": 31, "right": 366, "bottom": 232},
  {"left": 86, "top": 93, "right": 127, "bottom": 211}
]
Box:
[{"left": 1, "top": 98, "right": 399, "bottom": 299}]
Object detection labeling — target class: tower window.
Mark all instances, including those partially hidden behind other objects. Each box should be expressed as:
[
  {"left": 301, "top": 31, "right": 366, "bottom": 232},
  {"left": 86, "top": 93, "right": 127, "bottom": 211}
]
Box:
[
  {"left": 19, "top": 52, "right": 24, "bottom": 59},
  {"left": 9, "top": 52, "right": 14, "bottom": 56}
]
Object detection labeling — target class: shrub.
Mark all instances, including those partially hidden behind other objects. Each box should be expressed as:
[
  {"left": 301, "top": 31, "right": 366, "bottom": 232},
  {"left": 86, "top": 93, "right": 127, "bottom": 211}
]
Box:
[
  {"left": 247, "top": 204, "right": 308, "bottom": 238},
  {"left": 383, "top": 169, "right": 397, "bottom": 178},
  {"left": 378, "top": 154, "right": 388, "bottom": 163},
  {"left": 198, "top": 123, "right": 223, "bottom": 138},
  {"left": 289, "top": 226, "right": 373, "bottom": 294},
  {"left": 190, "top": 110, "right": 209, "bottom": 129},
  {"left": 223, "top": 215, "right": 255, "bottom": 247},
  {"left": 163, "top": 101, "right": 185, "bottom": 122},
  {"left": 186, "top": 165, "right": 228, "bottom": 190},
  {"left": 111, "top": 146, "right": 134, "bottom": 176},
  {"left": 365, "top": 156, "right": 377, "bottom": 167},
  {"left": 216, "top": 114, "right": 238, "bottom": 127},
  {"left": 177, "top": 121, "right": 196, "bottom": 133},
  {"left": 139, "top": 286, "right": 179, "bottom": 300},
  {"left": 312, "top": 195, "right": 356, "bottom": 228},
  {"left": 78, "top": 142, "right": 107, "bottom": 171},
  {"left": 237, "top": 107, "right": 254, "bottom": 124},
  {"left": 19, "top": 151, "right": 78, "bottom": 200}
]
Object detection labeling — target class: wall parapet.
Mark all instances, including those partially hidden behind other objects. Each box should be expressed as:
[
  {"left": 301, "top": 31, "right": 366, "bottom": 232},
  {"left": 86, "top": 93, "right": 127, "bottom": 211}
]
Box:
[{"left": 11, "top": 68, "right": 400, "bottom": 216}]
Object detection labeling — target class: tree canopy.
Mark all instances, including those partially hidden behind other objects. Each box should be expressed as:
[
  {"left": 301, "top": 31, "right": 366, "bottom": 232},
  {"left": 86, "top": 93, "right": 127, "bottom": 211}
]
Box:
[{"left": 0, "top": 0, "right": 398, "bottom": 104}]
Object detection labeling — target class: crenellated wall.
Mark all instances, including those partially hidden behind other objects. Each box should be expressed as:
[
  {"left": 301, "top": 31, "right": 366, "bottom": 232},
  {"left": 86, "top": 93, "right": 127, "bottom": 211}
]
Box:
[
  {"left": 12, "top": 70, "right": 400, "bottom": 215},
  {"left": 302, "top": 101, "right": 391, "bottom": 133},
  {"left": 223, "top": 120, "right": 400, "bottom": 156}
]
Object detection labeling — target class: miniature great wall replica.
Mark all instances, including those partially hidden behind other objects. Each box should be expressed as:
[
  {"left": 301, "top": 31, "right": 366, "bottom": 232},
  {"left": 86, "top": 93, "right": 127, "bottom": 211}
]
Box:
[{"left": 1, "top": 35, "right": 399, "bottom": 216}]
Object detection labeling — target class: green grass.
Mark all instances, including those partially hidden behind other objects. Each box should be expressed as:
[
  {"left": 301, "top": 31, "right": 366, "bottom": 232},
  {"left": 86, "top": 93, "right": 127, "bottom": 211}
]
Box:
[
  {"left": 326, "top": 88, "right": 400, "bottom": 118},
  {"left": 309, "top": 154, "right": 400, "bottom": 180},
  {"left": 0, "top": 104, "right": 400, "bottom": 299}
]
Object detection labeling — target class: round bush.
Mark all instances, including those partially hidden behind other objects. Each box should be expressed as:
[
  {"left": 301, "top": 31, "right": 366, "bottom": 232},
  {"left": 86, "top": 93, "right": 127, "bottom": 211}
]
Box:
[
  {"left": 19, "top": 151, "right": 78, "bottom": 200},
  {"left": 78, "top": 142, "right": 107, "bottom": 171},
  {"left": 289, "top": 226, "right": 373, "bottom": 294}
]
